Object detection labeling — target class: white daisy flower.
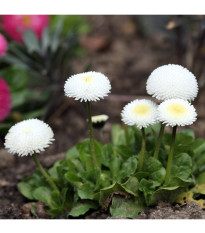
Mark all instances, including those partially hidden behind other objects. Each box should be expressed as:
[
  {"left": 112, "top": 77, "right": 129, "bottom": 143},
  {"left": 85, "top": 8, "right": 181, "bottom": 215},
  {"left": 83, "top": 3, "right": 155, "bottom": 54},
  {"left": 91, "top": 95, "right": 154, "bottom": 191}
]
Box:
[
  {"left": 121, "top": 99, "right": 158, "bottom": 129},
  {"left": 64, "top": 71, "right": 111, "bottom": 102},
  {"left": 157, "top": 99, "right": 197, "bottom": 127},
  {"left": 146, "top": 64, "right": 198, "bottom": 101},
  {"left": 4, "top": 119, "right": 54, "bottom": 157}
]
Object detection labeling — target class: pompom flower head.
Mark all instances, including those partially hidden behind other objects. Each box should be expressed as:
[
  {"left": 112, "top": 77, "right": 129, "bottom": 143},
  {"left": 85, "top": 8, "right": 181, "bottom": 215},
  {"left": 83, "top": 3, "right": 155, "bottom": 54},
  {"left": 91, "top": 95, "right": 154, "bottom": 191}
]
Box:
[
  {"left": 0, "top": 34, "right": 8, "bottom": 57},
  {"left": 5, "top": 119, "right": 54, "bottom": 157},
  {"left": 146, "top": 64, "right": 198, "bottom": 101},
  {"left": 157, "top": 99, "right": 197, "bottom": 127},
  {"left": 91, "top": 114, "right": 109, "bottom": 129},
  {"left": 0, "top": 78, "right": 11, "bottom": 122},
  {"left": 121, "top": 99, "right": 158, "bottom": 129},
  {"left": 64, "top": 71, "right": 111, "bottom": 102},
  {"left": 2, "top": 15, "right": 50, "bottom": 42}
]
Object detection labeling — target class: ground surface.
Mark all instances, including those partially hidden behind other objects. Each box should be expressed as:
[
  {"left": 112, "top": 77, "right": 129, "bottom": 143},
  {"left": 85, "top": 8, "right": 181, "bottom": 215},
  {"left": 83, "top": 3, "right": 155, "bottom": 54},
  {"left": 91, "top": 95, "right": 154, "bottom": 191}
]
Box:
[{"left": 0, "top": 15, "right": 205, "bottom": 219}]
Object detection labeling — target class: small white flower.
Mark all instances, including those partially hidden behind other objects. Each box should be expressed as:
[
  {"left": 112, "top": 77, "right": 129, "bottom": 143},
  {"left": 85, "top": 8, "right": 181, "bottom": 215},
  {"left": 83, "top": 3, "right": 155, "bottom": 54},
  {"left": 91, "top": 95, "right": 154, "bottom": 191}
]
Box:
[
  {"left": 146, "top": 64, "right": 198, "bottom": 101},
  {"left": 91, "top": 114, "right": 109, "bottom": 123},
  {"left": 91, "top": 114, "right": 109, "bottom": 129},
  {"left": 157, "top": 99, "right": 197, "bottom": 127},
  {"left": 4, "top": 119, "right": 54, "bottom": 157},
  {"left": 64, "top": 71, "right": 111, "bottom": 102},
  {"left": 121, "top": 99, "right": 158, "bottom": 129}
]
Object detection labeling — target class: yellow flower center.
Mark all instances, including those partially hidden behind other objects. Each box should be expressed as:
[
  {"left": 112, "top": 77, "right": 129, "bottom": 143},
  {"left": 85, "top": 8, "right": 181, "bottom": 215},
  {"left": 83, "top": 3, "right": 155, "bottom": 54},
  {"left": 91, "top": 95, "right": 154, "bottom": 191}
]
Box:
[
  {"left": 132, "top": 104, "right": 150, "bottom": 116},
  {"left": 82, "top": 76, "right": 93, "bottom": 83},
  {"left": 23, "top": 127, "right": 32, "bottom": 135},
  {"left": 167, "top": 103, "right": 187, "bottom": 116},
  {"left": 22, "top": 16, "right": 32, "bottom": 26}
]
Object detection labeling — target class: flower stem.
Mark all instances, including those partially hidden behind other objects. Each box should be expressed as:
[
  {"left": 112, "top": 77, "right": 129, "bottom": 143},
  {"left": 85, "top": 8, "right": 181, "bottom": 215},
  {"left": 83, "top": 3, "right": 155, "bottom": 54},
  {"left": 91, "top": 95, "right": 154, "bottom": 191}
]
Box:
[
  {"left": 138, "top": 127, "right": 146, "bottom": 171},
  {"left": 87, "top": 101, "right": 97, "bottom": 167},
  {"left": 32, "top": 154, "right": 60, "bottom": 192},
  {"left": 164, "top": 126, "right": 177, "bottom": 185},
  {"left": 153, "top": 123, "right": 165, "bottom": 159}
]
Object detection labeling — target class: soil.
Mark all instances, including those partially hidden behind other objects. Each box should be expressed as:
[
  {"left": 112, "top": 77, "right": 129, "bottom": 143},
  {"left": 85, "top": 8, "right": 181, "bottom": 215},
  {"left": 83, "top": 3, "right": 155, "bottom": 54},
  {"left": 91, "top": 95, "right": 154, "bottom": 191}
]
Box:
[{"left": 0, "top": 15, "right": 205, "bottom": 219}]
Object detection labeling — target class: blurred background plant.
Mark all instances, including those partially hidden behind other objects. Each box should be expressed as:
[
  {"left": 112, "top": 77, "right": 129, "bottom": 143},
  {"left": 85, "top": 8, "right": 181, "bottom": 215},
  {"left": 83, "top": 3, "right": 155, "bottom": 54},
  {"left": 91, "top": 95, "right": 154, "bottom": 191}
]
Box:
[{"left": 0, "top": 15, "right": 90, "bottom": 137}]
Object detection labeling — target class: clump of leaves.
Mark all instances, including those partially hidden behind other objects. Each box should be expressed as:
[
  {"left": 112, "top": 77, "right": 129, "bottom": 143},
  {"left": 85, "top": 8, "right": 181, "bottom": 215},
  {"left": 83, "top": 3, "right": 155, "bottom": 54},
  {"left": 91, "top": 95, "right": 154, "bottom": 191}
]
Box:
[{"left": 18, "top": 123, "right": 205, "bottom": 218}]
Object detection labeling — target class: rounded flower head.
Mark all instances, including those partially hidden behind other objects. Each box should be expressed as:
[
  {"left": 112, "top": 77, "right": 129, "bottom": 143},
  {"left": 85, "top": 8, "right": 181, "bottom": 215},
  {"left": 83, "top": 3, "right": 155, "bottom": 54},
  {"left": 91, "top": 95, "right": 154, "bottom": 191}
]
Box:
[
  {"left": 64, "top": 71, "right": 111, "bottom": 102},
  {"left": 2, "top": 15, "right": 50, "bottom": 42},
  {"left": 5, "top": 119, "right": 54, "bottom": 157},
  {"left": 0, "top": 78, "right": 11, "bottom": 122},
  {"left": 91, "top": 114, "right": 109, "bottom": 129},
  {"left": 146, "top": 64, "right": 198, "bottom": 101},
  {"left": 0, "top": 34, "right": 8, "bottom": 57},
  {"left": 121, "top": 99, "right": 158, "bottom": 129},
  {"left": 157, "top": 99, "right": 197, "bottom": 127}
]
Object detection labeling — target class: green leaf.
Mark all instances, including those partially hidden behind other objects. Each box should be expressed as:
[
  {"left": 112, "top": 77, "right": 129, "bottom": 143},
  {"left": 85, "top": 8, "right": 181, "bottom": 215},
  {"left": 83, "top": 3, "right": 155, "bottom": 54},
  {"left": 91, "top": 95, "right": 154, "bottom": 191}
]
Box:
[
  {"left": 139, "top": 178, "right": 156, "bottom": 194},
  {"left": 176, "top": 130, "right": 195, "bottom": 145},
  {"left": 64, "top": 172, "right": 82, "bottom": 184},
  {"left": 99, "top": 171, "right": 112, "bottom": 188},
  {"left": 68, "top": 201, "right": 98, "bottom": 217},
  {"left": 111, "top": 124, "right": 134, "bottom": 147},
  {"left": 79, "top": 152, "right": 93, "bottom": 172},
  {"left": 51, "top": 190, "right": 62, "bottom": 207},
  {"left": 0, "top": 67, "right": 28, "bottom": 92},
  {"left": 120, "top": 156, "right": 138, "bottom": 179},
  {"left": 145, "top": 157, "right": 166, "bottom": 187},
  {"left": 102, "top": 144, "right": 113, "bottom": 167},
  {"left": 2, "top": 54, "right": 30, "bottom": 69},
  {"left": 178, "top": 129, "right": 195, "bottom": 139},
  {"left": 133, "top": 126, "right": 142, "bottom": 154},
  {"left": 66, "top": 145, "right": 79, "bottom": 159},
  {"left": 147, "top": 186, "right": 186, "bottom": 206},
  {"left": 22, "top": 29, "right": 41, "bottom": 53},
  {"left": 17, "top": 170, "right": 48, "bottom": 200},
  {"left": 109, "top": 155, "right": 123, "bottom": 182},
  {"left": 110, "top": 196, "right": 144, "bottom": 218},
  {"left": 41, "top": 27, "right": 51, "bottom": 52},
  {"left": 32, "top": 186, "right": 52, "bottom": 204},
  {"left": 193, "top": 151, "right": 205, "bottom": 174},
  {"left": 190, "top": 139, "right": 205, "bottom": 156},
  {"left": 11, "top": 89, "right": 49, "bottom": 108},
  {"left": 135, "top": 171, "right": 149, "bottom": 180},
  {"left": 17, "top": 180, "right": 35, "bottom": 200},
  {"left": 51, "top": 21, "right": 63, "bottom": 53},
  {"left": 121, "top": 176, "right": 139, "bottom": 196},
  {"left": 115, "top": 145, "right": 134, "bottom": 159},
  {"left": 76, "top": 139, "right": 103, "bottom": 169},
  {"left": 170, "top": 153, "right": 192, "bottom": 183},
  {"left": 197, "top": 172, "right": 205, "bottom": 184},
  {"left": 77, "top": 182, "right": 95, "bottom": 200}
]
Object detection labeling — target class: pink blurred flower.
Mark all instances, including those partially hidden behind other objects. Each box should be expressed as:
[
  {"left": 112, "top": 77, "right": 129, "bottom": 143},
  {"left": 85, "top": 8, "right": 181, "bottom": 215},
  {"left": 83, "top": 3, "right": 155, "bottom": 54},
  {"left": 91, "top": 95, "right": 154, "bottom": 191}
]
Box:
[
  {"left": 0, "top": 33, "right": 8, "bottom": 57},
  {"left": 2, "top": 15, "right": 50, "bottom": 42},
  {"left": 0, "top": 78, "right": 11, "bottom": 122}
]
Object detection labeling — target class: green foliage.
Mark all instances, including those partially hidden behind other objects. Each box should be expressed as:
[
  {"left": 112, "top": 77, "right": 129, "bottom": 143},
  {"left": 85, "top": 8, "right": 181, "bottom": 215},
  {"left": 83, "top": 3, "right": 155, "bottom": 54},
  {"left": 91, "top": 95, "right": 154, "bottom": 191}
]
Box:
[
  {"left": 18, "top": 124, "right": 205, "bottom": 218},
  {"left": 50, "top": 15, "right": 91, "bottom": 36}
]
